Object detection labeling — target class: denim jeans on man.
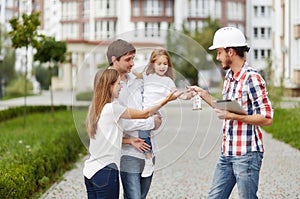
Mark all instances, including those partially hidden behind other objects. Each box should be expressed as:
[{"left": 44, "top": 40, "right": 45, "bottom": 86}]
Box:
[
  {"left": 120, "top": 155, "right": 153, "bottom": 199},
  {"left": 84, "top": 163, "right": 119, "bottom": 199},
  {"left": 208, "top": 152, "right": 263, "bottom": 199}
]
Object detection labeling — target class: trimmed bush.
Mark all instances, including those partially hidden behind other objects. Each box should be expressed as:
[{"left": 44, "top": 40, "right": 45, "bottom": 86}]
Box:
[{"left": 0, "top": 108, "right": 86, "bottom": 198}]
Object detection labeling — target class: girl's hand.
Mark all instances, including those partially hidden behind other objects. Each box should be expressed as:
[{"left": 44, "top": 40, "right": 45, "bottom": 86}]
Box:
[{"left": 130, "top": 138, "right": 151, "bottom": 153}]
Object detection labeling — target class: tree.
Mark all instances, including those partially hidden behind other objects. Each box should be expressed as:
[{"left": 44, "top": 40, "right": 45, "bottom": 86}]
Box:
[
  {"left": 34, "top": 36, "right": 67, "bottom": 118},
  {"left": 8, "top": 12, "right": 44, "bottom": 128},
  {"left": 166, "top": 18, "right": 220, "bottom": 85},
  {"left": 0, "top": 24, "right": 16, "bottom": 99}
]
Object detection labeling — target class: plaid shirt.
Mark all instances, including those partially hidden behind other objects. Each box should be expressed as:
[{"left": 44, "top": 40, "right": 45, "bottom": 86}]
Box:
[{"left": 221, "top": 62, "right": 273, "bottom": 156}]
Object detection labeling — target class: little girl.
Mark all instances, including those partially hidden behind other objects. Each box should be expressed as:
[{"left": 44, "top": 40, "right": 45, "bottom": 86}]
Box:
[
  {"left": 133, "top": 48, "right": 192, "bottom": 177},
  {"left": 83, "top": 69, "right": 179, "bottom": 198}
]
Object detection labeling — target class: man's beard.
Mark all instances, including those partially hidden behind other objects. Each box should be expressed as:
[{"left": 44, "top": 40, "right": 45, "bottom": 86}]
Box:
[{"left": 222, "top": 58, "right": 232, "bottom": 70}]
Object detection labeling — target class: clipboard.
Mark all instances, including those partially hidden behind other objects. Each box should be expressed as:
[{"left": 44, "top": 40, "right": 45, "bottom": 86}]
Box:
[{"left": 213, "top": 100, "right": 247, "bottom": 115}]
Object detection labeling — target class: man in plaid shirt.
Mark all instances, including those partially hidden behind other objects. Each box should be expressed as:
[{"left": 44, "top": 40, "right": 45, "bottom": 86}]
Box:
[{"left": 188, "top": 27, "right": 273, "bottom": 198}]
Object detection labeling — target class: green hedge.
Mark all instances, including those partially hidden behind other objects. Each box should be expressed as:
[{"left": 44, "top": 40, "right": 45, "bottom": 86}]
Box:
[
  {"left": 0, "top": 105, "right": 68, "bottom": 122},
  {"left": 0, "top": 107, "right": 86, "bottom": 198}
]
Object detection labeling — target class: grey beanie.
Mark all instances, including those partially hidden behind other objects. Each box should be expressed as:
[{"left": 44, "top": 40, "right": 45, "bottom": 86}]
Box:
[{"left": 106, "top": 39, "right": 136, "bottom": 65}]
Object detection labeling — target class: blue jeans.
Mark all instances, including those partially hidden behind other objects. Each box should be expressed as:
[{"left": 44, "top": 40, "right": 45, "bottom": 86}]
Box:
[
  {"left": 138, "top": 130, "right": 152, "bottom": 153},
  {"left": 120, "top": 155, "right": 153, "bottom": 199},
  {"left": 208, "top": 152, "right": 263, "bottom": 199},
  {"left": 84, "top": 163, "right": 119, "bottom": 199}
]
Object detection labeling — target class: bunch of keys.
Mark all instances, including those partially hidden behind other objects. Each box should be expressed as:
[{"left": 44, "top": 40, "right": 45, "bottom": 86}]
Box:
[{"left": 192, "top": 95, "right": 202, "bottom": 110}]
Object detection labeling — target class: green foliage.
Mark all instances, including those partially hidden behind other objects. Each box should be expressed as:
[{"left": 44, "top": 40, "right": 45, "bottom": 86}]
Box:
[
  {"left": 5, "top": 76, "right": 33, "bottom": 98},
  {"left": 0, "top": 109, "right": 85, "bottom": 198},
  {"left": 34, "top": 65, "right": 51, "bottom": 89},
  {"left": 8, "top": 12, "right": 45, "bottom": 127},
  {"left": 8, "top": 12, "right": 43, "bottom": 49},
  {"left": 0, "top": 49, "right": 16, "bottom": 84},
  {"left": 166, "top": 18, "right": 220, "bottom": 85},
  {"left": 76, "top": 91, "right": 93, "bottom": 101},
  {"left": 0, "top": 105, "right": 67, "bottom": 122},
  {"left": 263, "top": 108, "right": 300, "bottom": 150},
  {"left": 34, "top": 36, "right": 67, "bottom": 64}
]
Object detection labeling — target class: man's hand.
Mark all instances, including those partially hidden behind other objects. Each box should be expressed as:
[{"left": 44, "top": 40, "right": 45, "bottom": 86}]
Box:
[
  {"left": 130, "top": 138, "right": 151, "bottom": 153},
  {"left": 214, "top": 108, "right": 232, "bottom": 120},
  {"left": 153, "top": 113, "right": 162, "bottom": 130}
]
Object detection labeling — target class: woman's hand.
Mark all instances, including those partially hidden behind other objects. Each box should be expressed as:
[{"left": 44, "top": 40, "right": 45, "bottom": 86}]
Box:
[
  {"left": 166, "top": 90, "right": 183, "bottom": 102},
  {"left": 130, "top": 137, "right": 151, "bottom": 153}
]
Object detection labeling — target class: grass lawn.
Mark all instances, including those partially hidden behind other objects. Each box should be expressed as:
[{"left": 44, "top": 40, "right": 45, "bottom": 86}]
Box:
[{"left": 263, "top": 107, "right": 300, "bottom": 150}]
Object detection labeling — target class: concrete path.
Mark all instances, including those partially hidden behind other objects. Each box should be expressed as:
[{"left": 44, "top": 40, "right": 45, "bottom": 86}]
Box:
[
  {"left": 1, "top": 91, "right": 299, "bottom": 198},
  {"left": 40, "top": 99, "right": 300, "bottom": 199}
]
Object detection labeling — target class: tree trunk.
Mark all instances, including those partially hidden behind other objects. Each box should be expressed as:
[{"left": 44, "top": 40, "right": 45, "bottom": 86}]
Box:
[{"left": 23, "top": 46, "right": 28, "bottom": 128}]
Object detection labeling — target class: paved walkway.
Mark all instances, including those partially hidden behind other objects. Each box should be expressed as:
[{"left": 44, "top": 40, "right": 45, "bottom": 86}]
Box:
[{"left": 1, "top": 91, "right": 300, "bottom": 198}]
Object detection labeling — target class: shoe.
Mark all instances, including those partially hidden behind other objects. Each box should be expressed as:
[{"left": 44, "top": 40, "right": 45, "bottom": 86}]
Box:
[{"left": 141, "top": 159, "right": 154, "bottom": 178}]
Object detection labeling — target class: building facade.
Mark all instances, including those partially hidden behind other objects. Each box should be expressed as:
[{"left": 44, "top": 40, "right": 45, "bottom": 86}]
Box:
[
  {"left": 272, "top": 0, "right": 300, "bottom": 96},
  {"left": 57, "top": 0, "right": 246, "bottom": 91},
  {"left": 246, "top": 0, "right": 272, "bottom": 71}
]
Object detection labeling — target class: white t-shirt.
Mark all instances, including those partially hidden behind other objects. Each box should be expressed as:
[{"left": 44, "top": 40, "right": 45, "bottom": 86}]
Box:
[
  {"left": 118, "top": 73, "right": 155, "bottom": 159},
  {"left": 83, "top": 101, "right": 126, "bottom": 179},
  {"left": 143, "top": 73, "right": 176, "bottom": 108}
]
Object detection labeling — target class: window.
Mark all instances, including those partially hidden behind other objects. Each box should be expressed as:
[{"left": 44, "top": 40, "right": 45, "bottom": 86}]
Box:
[
  {"left": 227, "top": 2, "right": 243, "bottom": 20},
  {"left": 132, "top": 0, "right": 140, "bottom": 16},
  {"left": 254, "top": 28, "right": 258, "bottom": 38},
  {"left": 144, "top": 0, "right": 163, "bottom": 16},
  {"left": 166, "top": 0, "right": 173, "bottom": 16},
  {"left": 94, "top": 0, "right": 116, "bottom": 17},
  {"left": 261, "top": 50, "right": 265, "bottom": 59},
  {"left": 261, "top": 28, "right": 265, "bottom": 38},
  {"left": 62, "top": 2, "right": 78, "bottom": 20},
  {"left": 95, "top": 20, "right": 116, "bottom": 39},
  {"left": 188, "top": 0, "right": 209, "bottom": 17},
  {"left": 254, "top": 49, "right": 258, "bottom": 60},
  {"left": 254, "top": 6, "right": 258, "bottom": 17},
  {"left": 145, "top": 22, "right": 161, "bottom": 37},
  {"left": 83, "top": 0, "right": 90, "bottom": 18},
  {"left": 267, "top": 49, "right": 271, "bottom": 58},
  {"left": 83, "top": 23, "right": 89, "bottom": 40},
  {"left": 261, "top": 6, "right": 265, "bottom": 16}
]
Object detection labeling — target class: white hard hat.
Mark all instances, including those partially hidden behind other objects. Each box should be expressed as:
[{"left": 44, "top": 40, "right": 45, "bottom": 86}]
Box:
[{"left": 208, "top": 27, "right": 248, "bottom": 50}]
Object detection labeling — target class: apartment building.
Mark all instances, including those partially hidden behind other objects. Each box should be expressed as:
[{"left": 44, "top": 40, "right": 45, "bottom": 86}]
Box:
[
  {"left": 1, "top": 0, "right": 247, "bottom": 91},
  {"left": 57, "top": 0, "right": 246, "bottom": 91},
  {"left": 246, "top": 0, "right": 272, "bottom": 71},
  {"left": 272, "top": 0, "right": 300, "bottom": 96}
]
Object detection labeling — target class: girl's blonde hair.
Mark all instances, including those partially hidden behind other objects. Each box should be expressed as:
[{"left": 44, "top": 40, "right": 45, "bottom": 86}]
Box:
[
  {"left": 86, "top": 69, "right": 120, "bottom": 139},
  {"left": 145, "top": 49, "right": 175, "bottom": 80}
]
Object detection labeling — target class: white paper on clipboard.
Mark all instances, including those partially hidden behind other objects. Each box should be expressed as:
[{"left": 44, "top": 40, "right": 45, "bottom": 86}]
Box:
[{"left": 213, "top": 100, "right": 247, "bottom": 115}]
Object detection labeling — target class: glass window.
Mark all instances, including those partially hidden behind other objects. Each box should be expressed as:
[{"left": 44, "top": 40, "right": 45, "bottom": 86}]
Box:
[
  {"left": 254, "top": 6, "right": 258, "bottom": 17},
  {"left": 83, "top": 0, "right": 90, "bottom": 18},
  {"left": 132, "top": 0, "right": 140, "bottom": 16},
  {"left": 144, "top": 0, "right": 163, "bottom": 16},
  {"left": 261, "top": 6, "right": 265, "bottom": 16},
  {"left": 145, "top": 22, "right": 161, "bottom": 37},
  {"left": 166, "top": 0, "right": 173, "bottom": 16},
  {"left": 254, "top": 49, "right": 258, "bottom": 60},
  {"left": 261, "top": 27, "right": 265, "bottom": 38},
  {"left": 254, "top": 27, "right": 258, "bottom": 38},
  {"left": 261, "top": 50, "right": 265, "bottom": 59}
]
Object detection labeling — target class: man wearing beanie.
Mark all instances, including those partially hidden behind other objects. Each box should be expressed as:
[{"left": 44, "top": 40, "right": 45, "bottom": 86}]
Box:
[{"left": 107, "top": 39, "right": 161, "bottom": 199}]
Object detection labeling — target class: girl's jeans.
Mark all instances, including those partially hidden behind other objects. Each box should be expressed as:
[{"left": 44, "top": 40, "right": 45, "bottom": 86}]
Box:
[
  {"left": 138, "top": 130, "right": 152, "bottom": 153},
  {"left": 208, "top": 152, "right": 263, "bottom": 199},
  {"left": 84, "top": 163, "right": 119, "bottom": 199}
]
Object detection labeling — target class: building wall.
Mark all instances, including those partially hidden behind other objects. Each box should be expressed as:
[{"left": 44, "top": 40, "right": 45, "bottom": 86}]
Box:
[
  {"left": 271, "top": 0, "right": 300, "bottom": 96},
  {"left": 246, "top": 0, "right": 272, "bottom": 71}
]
